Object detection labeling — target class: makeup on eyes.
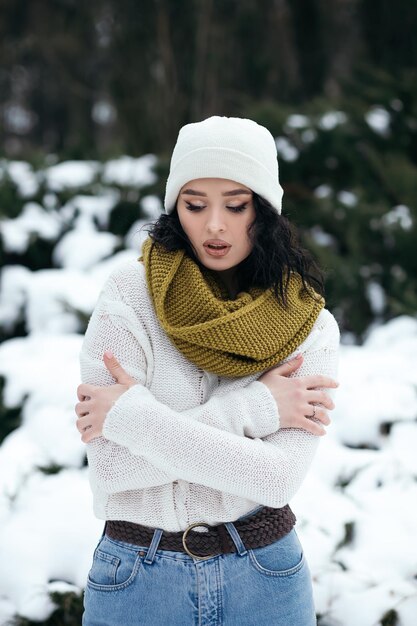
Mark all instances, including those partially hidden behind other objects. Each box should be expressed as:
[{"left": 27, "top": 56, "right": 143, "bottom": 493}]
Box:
[{"left": 185, "top": 202, "right": 248, "bottom": 213}]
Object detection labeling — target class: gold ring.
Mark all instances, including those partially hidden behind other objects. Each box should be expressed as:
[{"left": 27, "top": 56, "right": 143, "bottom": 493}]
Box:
[{"left": 182, "top": 522, "right": 217, "bottom": 560}]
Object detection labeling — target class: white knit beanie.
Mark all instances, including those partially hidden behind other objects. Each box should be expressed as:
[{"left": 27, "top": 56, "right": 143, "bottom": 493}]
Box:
[{"left": 164, "top": 116, "right": 283, "bottom": 214}]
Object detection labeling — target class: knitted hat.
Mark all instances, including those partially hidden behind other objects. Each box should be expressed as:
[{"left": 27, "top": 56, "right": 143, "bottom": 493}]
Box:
[{"left": 164, "top": 116, "right": 283, "bottom": 214}]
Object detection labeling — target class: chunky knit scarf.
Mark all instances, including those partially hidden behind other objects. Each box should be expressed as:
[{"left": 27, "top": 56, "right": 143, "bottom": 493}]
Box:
[{"left": 140, "top": 238, "right": 325, "bottom": 377}]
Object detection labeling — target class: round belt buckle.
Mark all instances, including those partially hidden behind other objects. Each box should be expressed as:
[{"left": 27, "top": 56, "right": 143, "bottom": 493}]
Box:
[{"left": 182, "top": 522, "right": 217, "bottom": 561}]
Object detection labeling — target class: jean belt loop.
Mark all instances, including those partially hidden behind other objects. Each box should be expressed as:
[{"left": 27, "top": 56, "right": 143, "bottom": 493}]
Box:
[
  {"left": 144, "top": 528, "right": 163, "bottom": 565},
  {"left": 224, "top": 522, "right": 248, "bottom": 557}
]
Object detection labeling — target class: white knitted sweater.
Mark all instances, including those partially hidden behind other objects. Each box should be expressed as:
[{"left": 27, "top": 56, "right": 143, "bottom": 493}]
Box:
[{"left": 80, "top": 259, "right": 340, "bottom": 532}]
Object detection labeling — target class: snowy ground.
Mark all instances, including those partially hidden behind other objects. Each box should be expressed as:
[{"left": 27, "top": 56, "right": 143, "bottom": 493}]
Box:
[{"left": 0, "top": 158, "right": 416, "bottom": 625}]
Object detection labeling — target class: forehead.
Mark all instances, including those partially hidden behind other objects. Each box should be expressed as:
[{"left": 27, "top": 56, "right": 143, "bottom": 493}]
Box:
[{"left": 180, "top": 178, "right": 253, "bottom": 195}]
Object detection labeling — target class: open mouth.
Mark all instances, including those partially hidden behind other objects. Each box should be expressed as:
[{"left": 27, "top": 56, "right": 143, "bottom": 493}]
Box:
[{"left": 203, "top": 242, "right": 231, "bottom": 257}]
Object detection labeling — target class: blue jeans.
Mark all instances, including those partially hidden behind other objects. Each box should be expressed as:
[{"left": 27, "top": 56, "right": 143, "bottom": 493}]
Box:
[{"left": 82, "top": 516, "right": 316, "bottom": 626}]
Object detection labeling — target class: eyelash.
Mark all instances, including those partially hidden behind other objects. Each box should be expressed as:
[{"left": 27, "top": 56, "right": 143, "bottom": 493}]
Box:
[{"left": 185, "top": 202, "right": 248, "bottom": 213}]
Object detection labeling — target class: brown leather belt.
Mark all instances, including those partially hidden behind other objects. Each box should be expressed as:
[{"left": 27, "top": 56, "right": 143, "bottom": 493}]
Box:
[{"left": 105, "top": 505, "right": 296, "bottom": 560}]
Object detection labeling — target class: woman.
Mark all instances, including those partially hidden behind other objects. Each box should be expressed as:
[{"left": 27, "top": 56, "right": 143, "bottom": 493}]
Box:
[{"left": 76, "top": 116, "right": 340, "bottom": 625}]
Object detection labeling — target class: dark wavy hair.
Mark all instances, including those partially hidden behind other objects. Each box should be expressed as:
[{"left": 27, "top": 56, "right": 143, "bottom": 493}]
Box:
[{"left": 146, "top": 193, "right": 324, "bottom": 306}]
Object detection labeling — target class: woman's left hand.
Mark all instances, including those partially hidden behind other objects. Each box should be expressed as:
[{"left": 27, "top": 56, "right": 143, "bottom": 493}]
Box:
[{"left": 75, "top": 351, "right": 137, "bottom": 443}]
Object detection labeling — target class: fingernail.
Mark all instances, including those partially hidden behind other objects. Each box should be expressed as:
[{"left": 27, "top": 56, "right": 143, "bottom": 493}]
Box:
[
  {"left": 293, "top": 353, "right": 302, "bottom": 360},
  {"left": 104, "top": 351, "right": 114, "bottom": 359}
]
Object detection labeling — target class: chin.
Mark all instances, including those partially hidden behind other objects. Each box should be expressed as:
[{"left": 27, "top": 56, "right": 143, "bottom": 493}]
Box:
[{"left": 199, "top": 255, "right": 238, "bottom": 271}]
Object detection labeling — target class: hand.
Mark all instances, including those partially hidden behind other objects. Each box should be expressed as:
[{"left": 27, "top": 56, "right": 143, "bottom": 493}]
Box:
[
  {"left": 75, "top": 351, "right": 137, "bottom": 443},
  {"left": 258, "top": 354, "right": 339, "bottom": 436}
]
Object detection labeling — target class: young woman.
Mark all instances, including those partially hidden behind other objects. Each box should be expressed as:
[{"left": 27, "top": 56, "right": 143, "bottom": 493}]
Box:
[{"left": 76, "top": 116, "right": 340, "bottom": 626}]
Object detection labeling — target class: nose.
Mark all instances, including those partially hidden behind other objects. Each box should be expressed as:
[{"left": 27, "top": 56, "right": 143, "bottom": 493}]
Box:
[{"left": 206, "top": 207, "right": 226, "bottom": 233}]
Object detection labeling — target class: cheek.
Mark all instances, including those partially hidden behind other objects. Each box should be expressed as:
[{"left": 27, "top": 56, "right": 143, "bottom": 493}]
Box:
[
  {"left": 242, "top": 216, "right": 255, "bottom": 246},
  {"left": 182, "top": 221, "right": 200, "bottom": 243},
  {"left": 178, "top": 210, "right": 195, "bottom": 239}
]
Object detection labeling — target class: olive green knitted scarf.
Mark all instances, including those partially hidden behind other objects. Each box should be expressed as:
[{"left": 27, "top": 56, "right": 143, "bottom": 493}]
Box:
[{"left": 140, "top": 238, "right": 324, "bottom": 377}]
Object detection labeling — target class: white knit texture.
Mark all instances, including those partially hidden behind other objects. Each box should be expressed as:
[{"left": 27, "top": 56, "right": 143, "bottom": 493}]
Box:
[
  {"left": 164, "top": 116, "right": 284, "bottom": 214},
  {"left": 80, "top": 259, "right": 340, "bottom": 532}
]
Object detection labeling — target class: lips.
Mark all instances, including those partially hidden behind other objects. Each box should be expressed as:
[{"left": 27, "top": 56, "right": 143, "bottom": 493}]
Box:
[
  {"left": 203, "top": 239, "right": 231, "bottom": 257},
  {"left": 203, "top": 239, "right": 231, "bottom": 249}
]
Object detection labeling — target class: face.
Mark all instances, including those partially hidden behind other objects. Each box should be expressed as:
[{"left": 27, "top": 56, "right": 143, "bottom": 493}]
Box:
[{"left": 176, "top": 178, "right": 256, "bottom": 276}]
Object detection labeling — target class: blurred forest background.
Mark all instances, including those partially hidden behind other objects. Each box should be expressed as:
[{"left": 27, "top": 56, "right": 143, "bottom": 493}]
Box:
[
  {"left": 1, "top": 2, "right": 417, "bottom": 625},
  {"left": 1, "top": 0, "right": 417, "bottom": 339}
]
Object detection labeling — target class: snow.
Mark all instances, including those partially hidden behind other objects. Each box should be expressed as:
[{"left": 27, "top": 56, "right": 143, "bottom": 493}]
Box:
[
  {"left": 92, "top": 100, "right": 117, "bottom": 125},
  {"left": 4, "top": 160, "right": 39, "bottom": 197},
  {"left": 286, "top": 114, "right": 310, "bottom": 129},
  {"left": 44, "top": 160, "right": 100, "bottom": 191},
  {"left": 53, "top": 215, "right": 120, "bottom": 270},
  {"left": 3, "top": 103, "right": 36, "bottom": 134},
  {"left": 332, "top": 343, "right": 417, "bottom": 447},
  {"left": 390, "top": 98, "right": 403, "bottom": 112},
  {"left": 318, "top": 111, "right": 348, "bottom": 130},
  {"left": 0, "top": 334, "right": 83, "bottom": 407},
  {"left": 0, "top": 157, "right": 416, "bottom": 624},
  {"left": 0, "top": 265, "right": 31, "bottom": 331},
  {"left": 125, "top": 219, "right": 150, "bottom": 251},
  {"left": 310, "top": 225, "right": 337, "bottom": 247},
  {"left": 382, "top": 205, "right": 413, "bottom": 231},
  {"left": 123, "top": 195, "right": 162, "bottom": 251},
  {"left": 365, "top": 106, "right": 391, "bottom": 136},
  {"left": 337, "top": 190, "right": 358, "bottom": 207},
  {"left": 301, "top": 128, "right": 317, "bottom": 144},
  {"left": 42, "top": 192, "right": 59, "bottom": 210},
  {"left": 275, "top": 136, "right": 299, "bottom": 161},
  {"left": 141, "top": 194, "right": 163, "bottom": 219},
  {"left": 60, "top": 191, "right": 120, "bottom": 228},
  {"left": 102, "top": 154, "right": 158, "bottom": 187},
  {"left": 24, "top": 270, "right": 98, "bottom": 333},
  {"left": 365, "top": 280, "right": 386, "bottom": 315},
  {"left": 292, "top": 316, "right": 417, "bottom": 623},
  {"left": 0, "top": 202, "right": 62, "bottom": 253},
  {"left": 0, "top": 470, "right": 101, "bottom": 621},
  {"left": 314, "top": 184, "right": 332, "bottom": 199}
]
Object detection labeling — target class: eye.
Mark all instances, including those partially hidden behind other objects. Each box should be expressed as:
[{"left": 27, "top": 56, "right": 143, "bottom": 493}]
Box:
[
  {"left": 227, "top": 203, "right": 248, "bottom": 213},
  {"left": 185, "top": 202, "right": 205, "bottom": 211}
]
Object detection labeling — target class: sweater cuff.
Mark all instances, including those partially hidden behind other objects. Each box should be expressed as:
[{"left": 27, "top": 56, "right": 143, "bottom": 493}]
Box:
[
  {"left": 102, "top": 384, "right": 150, "bottom": 447},
  {"left": 249, "top": 380, "right": 280, "bottom": 434}
]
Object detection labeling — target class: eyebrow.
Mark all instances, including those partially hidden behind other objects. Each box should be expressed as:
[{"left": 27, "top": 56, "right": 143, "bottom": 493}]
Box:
[{"left": 180, "top": 188, "right": 252, "bottom": 197}]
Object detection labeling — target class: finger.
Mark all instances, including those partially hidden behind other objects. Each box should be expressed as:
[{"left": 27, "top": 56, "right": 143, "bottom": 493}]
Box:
[
  {"left": 103, "top": 351, "right": 134, "bottom": 385},
  {"left": 77, "top": 383, "right": 95, "bottom": 401},
  {"left": 271, "top": 354, "right": 303, "bottom": 377},
  {"left": 303, "top": 375, "right": 339, "bottom": 390},
  {"left": 303, "top": 420, "right": 327, "bottom": 436},
  {"left": 307, "top": 390, "right": 335, "bottom": 410},
  {"left": 75, "top": 401, "right": 91, "bottom": 418},
  {"left": 82, "top": 427, "right": 100, "bottom": 444},
  {"left": 76, "top": 415, "right": 91, "bottom": 434},
  {"left": 308, "top": 406, "right": 331, "bottom": 426}
]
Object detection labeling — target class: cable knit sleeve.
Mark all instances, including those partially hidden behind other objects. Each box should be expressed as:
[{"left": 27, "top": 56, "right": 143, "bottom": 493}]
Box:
[
  {"left": 103, "top": 308, "right": 340, "bottom": 507},
  {"left": 80, "top": 269, "right": 281, "bottom": 494}
]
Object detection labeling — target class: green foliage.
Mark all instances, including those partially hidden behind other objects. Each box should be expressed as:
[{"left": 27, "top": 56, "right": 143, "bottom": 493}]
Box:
[
  {"left": 37, "top": 464, "right": 65, "bottom": 475},
  {"left": 335, "top": 521, "right": 355, "bottom": 550},
  {"left": 0, "top": 377, "right": 23, "bottom": 445},
  {"left": 2, "top": 0, "right": 416, "bottom": 158},
  {"left": 108, "top": 200, "right": 144, "bottom": 236},
  {"left": 380, "top": 608, "right": 399, "bottom": 626},
  {"left": 0, "top": 172, "right": 25, "bottom": 219},
  {"left": 246, "top": 68, "right": 417, "bottom": 337}
]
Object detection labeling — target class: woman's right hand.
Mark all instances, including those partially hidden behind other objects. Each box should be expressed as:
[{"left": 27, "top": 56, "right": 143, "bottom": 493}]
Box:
[{"left": 258, "top": 354, "right": 339, "bottom": 436}]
